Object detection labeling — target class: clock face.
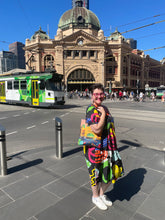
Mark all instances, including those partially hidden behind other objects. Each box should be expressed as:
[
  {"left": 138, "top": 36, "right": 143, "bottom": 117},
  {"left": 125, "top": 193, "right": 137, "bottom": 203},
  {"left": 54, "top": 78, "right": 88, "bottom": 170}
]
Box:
[{"left": 77, "top": 39, "right": 83, "bottom": 46}]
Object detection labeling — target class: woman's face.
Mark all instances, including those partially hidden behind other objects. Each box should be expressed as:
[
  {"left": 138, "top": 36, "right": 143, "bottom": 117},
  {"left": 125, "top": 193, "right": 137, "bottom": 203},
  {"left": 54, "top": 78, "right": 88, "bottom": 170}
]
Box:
[{"left": 92, "top": 88, "right": 104, "bottom": 106}]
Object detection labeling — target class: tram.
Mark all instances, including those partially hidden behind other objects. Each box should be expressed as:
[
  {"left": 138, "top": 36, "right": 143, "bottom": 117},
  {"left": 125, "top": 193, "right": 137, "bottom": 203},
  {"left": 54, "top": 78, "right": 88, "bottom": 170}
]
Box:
[
  {"left": 0, "top": 70, "right": 65, "bottom": 107},
  {"left": 156, "top": 86, "right": 165, "bottom": 98}
]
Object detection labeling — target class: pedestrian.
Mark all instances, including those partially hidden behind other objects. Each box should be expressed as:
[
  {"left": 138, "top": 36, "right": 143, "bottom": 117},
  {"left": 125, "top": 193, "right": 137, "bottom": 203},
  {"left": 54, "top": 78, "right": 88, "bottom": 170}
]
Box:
[
  {"left": 83, "top": 83, "right": 124, "bottom": 210},
  {"left": 119, "top": 90, "right": 123, "bottom": 100},
  {"left": 139, "top": 92, "right": 144, "bottom": 102},
  {"left": 151, "top": 91, "right": 155, "bottom": 101},
  {"left": 162, "top": 92, "right": 165, "bottom": 103},
  {"left": 129, "top": 91, "right": 134, "bottom": 101},
  {"left": 123, "top": 90, "right": 127, "bottom": 99}
]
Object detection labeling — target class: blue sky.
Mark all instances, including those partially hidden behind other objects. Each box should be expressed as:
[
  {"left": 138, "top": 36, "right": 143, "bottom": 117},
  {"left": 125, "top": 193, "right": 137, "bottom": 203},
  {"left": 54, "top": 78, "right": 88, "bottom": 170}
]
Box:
[{"left": 1, "top": 0, "right": 165, "bottom": 61}]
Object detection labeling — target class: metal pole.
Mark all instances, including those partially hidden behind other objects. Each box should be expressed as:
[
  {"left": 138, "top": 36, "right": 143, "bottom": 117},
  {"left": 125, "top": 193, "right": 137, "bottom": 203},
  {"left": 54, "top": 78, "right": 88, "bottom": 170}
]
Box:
[
  {"left": 0, "top": 125, "right": 7, "bottom": 176},
  {"left": 102, "top": 62, "right": 104, "bottom": 86},
  {"left": 55, "top": 117, "right": 63, "bottom": 159}
]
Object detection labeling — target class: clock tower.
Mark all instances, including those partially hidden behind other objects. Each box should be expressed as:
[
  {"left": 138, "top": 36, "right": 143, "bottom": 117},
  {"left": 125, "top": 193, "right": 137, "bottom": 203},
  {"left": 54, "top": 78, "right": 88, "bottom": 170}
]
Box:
[{"left": 72, "top": 0, "right": 89, "bottom": 9}]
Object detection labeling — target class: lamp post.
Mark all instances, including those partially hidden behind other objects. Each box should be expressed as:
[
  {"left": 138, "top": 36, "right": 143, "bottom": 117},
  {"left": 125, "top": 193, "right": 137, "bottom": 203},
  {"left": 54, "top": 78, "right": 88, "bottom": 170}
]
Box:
[
  {"left": 136, "top": 71, "right": 139, "bottom": 97},
  {"left": 101, "top": 62, "right": 104, "bottom": 86},
  {"left": 109, "top": 80, "right": 112, "bottom": 93}
]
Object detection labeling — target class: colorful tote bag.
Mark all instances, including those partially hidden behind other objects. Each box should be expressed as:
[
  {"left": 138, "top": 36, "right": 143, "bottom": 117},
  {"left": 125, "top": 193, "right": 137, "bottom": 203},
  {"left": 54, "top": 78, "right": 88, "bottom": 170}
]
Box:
[{"left": 78, "top": 119, "right": 101, "bottom": 147}]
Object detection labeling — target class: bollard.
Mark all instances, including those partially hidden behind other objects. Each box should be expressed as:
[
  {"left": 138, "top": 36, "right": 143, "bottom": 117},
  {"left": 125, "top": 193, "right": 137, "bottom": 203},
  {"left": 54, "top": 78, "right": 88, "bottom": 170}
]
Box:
[
  {"left": 55, "top": 117, "right": 63, "bottom": 159},
  {"left": 160, "top": 141, "right": 165, "bottom": 165},
  {"left": 0, "top": 125, "right": 7, "bottom": 176}
]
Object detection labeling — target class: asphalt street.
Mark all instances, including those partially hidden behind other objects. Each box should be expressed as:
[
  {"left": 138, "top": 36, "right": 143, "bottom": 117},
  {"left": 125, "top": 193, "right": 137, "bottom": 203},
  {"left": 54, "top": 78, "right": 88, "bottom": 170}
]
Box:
[{"left": 0, "top": 98, "right": 164, "bottom": 153}]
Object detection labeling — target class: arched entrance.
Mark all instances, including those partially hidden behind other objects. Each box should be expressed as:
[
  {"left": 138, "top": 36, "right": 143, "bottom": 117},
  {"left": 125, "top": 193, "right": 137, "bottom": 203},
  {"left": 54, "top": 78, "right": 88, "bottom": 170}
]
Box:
[{"left": 67, "top": 69, "right": 95, "bottom": 91}]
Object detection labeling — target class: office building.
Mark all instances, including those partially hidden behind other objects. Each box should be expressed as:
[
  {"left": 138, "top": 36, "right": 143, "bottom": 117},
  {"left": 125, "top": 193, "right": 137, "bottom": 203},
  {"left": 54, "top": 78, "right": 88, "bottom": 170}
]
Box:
[
  {"left": 127, "top": 38, "right": 137, "bottom": 49},
  {"left": 9, "top": 42, "right": 25, "bottom": 69},
  {"left": 0, "top": 51, "right": 17, "bottom": 74}
]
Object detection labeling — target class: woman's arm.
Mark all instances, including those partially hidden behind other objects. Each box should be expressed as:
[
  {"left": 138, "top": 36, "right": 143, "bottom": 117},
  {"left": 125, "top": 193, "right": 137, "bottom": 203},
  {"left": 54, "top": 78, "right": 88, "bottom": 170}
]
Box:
[{"left": 90, "top": 106, "right": 106, "bottom": 135}]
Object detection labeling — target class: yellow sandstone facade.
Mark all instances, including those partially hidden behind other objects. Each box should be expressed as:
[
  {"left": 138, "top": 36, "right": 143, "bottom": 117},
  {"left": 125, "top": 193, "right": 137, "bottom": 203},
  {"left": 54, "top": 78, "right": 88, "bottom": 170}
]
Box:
[{"left": 24, "top": 4, "right": 165, "bottom": 92}]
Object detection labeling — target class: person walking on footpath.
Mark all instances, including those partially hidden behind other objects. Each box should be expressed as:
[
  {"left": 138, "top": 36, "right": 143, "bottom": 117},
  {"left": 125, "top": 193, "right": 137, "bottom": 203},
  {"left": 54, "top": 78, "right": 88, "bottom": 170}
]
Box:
[{"left": 83, "top": 83, "right": 124, "bottom": 210}]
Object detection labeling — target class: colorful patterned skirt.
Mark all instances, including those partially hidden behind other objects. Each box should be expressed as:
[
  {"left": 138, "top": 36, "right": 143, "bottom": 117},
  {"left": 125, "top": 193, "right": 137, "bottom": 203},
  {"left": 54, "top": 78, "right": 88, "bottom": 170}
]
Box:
[{"left": 83, "top": 146, "right": 113, "bottom": 186}]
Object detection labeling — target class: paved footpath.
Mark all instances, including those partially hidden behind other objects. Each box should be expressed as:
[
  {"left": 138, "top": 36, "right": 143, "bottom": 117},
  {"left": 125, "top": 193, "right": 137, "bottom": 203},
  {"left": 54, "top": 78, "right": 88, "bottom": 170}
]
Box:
[
  {"left": 0, "top": 99, "right": 165, "bottom": 220},
  {"left": 0, "top": 141, "right": 165, "bottom": 220}
]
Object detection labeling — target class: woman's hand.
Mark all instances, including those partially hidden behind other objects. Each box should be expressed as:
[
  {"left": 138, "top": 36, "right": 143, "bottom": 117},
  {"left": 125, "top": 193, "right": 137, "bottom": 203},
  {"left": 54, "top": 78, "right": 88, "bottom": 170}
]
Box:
[
  {"left": 97, "top": 106, "right": 106, "bottom": 118},
  {"left": 90, "top": 106, "right": 106, "bottom": 135}
]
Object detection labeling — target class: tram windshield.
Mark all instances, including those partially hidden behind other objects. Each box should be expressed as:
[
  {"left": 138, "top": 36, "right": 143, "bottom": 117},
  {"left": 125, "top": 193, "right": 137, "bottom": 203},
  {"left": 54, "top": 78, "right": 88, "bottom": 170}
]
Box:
[
  {"left": 157, "top": 88, "right": 165, "bottom": 93},
  {"left": 46, "top": 79, "right": 62, "bottom": 91}
]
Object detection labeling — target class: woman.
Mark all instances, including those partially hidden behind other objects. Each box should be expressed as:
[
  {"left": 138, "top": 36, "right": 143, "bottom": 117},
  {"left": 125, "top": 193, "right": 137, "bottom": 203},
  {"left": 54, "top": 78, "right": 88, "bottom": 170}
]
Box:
[{"left": 84, "top": 83, "right": 124, "bottom": 210}]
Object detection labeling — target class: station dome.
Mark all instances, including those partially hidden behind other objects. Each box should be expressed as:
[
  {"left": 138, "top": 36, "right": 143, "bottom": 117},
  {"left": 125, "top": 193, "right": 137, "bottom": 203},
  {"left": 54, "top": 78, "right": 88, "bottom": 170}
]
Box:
[
  {"left": 31, "top": 27, "right": 49, "bottom": 40},
  {"left": 58, "top": 7, "right": 101, "bottom": 31},
  {"left": 109, "top": 28, "right": 126, "bottom": 41}
]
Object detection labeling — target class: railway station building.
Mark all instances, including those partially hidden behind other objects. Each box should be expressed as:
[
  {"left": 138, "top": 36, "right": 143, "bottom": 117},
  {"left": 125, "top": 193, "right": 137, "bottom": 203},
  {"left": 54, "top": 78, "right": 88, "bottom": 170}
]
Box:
[{"left": 24, "top": 0, "right": 165, "bottom": 92}]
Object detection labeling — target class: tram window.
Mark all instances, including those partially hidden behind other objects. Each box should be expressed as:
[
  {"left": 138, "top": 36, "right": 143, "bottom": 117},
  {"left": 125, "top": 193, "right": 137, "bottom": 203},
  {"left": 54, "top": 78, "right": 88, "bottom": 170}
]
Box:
[
  {"left": 14, "top": 81, "right": 19, "bottom": 90},
  {"left": 36, "top": 81, "right": 39, "bottom": 98},
  {"left": 39, "top": 80, "right": 45, "bottom": 90},
  {"left": 55, "top": 82, "right": 61, "bottom": 91},
  {"left": 20, "top": 80, "right": 27, "bottom": 90},
  {"left": 7, "top": 81, "right": 12, "bottom": 90},
  {"left": 46, "top": 80, "right": 61, "bottom": 91}
]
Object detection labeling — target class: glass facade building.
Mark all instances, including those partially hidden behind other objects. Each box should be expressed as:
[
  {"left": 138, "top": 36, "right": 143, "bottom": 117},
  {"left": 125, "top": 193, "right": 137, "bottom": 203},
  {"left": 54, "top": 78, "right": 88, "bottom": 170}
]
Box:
[
  {"left": 0, "top": 51, "right": 17, "bottom": 74},
  {"left": 9, "top": 42, "right": 25, "bottom": 69}
]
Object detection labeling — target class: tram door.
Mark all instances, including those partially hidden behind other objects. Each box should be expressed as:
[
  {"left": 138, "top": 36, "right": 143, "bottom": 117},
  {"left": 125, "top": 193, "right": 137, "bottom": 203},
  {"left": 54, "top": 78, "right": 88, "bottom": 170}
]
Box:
[
  {"left": 32, "top": 80, "right": 39, "bottom": 106},
  {"left": 0, "top": 81, "right": 6, "bottom": 103}
]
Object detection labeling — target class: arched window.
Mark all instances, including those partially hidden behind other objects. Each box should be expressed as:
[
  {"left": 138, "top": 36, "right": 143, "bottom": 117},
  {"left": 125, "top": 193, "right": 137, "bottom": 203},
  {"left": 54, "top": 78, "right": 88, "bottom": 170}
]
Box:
[
  {"left": 68, "top": 69, "right": 95, "bottom": 82},
  {"left": 44, "top": 55, "right": 54, "bottom": 70}
]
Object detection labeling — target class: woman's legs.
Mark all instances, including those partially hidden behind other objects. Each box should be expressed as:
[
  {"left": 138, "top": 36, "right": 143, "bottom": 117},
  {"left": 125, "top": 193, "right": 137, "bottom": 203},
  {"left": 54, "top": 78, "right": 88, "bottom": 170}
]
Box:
[
  {"left": 91, "top": 183, "right": 108, "bottom": 210},
  {"left": 99, "top": 181, "right": 111, "bottom": 196},
  {"left": 91, "top": 184, "right": 100, "bottom": 197},
  {"left": 91, "top": 181, "right": 111, "bottom": 197}
]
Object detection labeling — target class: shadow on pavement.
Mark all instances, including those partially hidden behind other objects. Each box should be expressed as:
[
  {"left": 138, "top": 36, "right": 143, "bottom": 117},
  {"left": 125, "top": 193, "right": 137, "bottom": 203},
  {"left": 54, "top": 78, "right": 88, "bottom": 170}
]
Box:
[
  {"left": 63, "top": 147, "right": 82, "bottom": 157},
  {"left": 118, "top": 145, "right": 129, "bottom": 152},
  {"left": 9, "top": 151, "right": 28, "bottom": 159},
  {"left": 119, "top": 140, "right": 141, "bottom": 147},
  {"left": 107, "top": 168, "right": 147, "bottom": 202},
  {"left": 7, "top": 158, "right": 43, "bottom": 174},
  {"left": 53, "top": 104, "right": 81, "bottom": 109}
]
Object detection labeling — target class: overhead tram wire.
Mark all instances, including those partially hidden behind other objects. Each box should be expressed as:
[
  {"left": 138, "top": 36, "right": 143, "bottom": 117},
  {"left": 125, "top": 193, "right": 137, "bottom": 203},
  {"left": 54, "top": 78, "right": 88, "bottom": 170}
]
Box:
[
  {"left": 103, "top": 45, "right": 165, "bottom": 68},
  {"left": 0, "top": 40, "right": 11, "bottom": 44},
  {"left": 121, "top": 19, "right": 165, "bottom": 34},
  {"left": 143, "top": 45, "right": 165, "bottom": 52},
  {"left": 121, "top": 45, "right": 165, "bottom": 57},
  {"left": 104, "top": 13, "right": 165, "bottom": 33},
  {"left": 136, "top": 31, "right": 165, "bottom": 39},
  {"left": 117, "top": 13, "right": 165, "bottom": 28},
  {"left": 17, "top": 0, "right": 33, "bottom": 30}
]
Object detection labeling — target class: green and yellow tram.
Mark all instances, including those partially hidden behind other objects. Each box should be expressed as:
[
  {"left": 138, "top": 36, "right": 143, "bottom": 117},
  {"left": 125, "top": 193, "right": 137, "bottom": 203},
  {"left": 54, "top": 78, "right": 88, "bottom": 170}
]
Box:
[
  {"left": 156, "top": 86, "right": 165, "bottom": 98},
  {"left": 0, "top": 71, "right": 65, "bottom": 107}
]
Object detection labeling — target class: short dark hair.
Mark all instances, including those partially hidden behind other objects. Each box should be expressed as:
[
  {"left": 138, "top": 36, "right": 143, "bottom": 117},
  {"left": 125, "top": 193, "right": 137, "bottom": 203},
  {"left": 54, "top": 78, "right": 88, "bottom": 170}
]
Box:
[{"left": 90, "top": 83, "right": 104, "bottom": 94}]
